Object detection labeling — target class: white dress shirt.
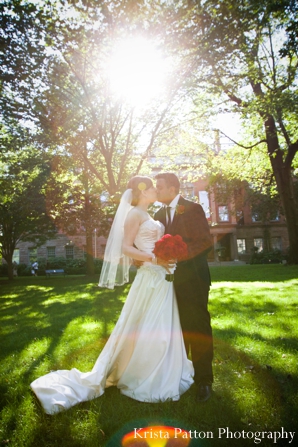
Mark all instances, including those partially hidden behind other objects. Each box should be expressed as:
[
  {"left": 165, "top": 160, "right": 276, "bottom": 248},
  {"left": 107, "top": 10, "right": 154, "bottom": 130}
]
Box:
[{"left": 166, "top": 194, "right": 180, "bottom": 224}]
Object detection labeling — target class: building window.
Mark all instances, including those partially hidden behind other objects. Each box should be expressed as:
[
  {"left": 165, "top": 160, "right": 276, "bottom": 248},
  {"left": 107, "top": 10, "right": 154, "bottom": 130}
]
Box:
[
  {"left": 270, "top": 212, "right": 280, "bottom": 222},
  {"left": 236, "top": 210, "right": 244, "bottom": 225},
  {"left": 47, "top": 247, "right": 56, "bottom": 258},
  {"left": 28, "top": 247, "right": 37, "bottom": 263},
  {"left": 254, "top": 238, "right": 264, "bottom": 251},
  {"left": 181, "top": 182, "right": 194, "bottom": 197},
  {"left": 218, "top": 205, "right": 229, "bottom": 222},
  {"left": 271, "top": 237, "right": 282, "bottom": 251},
  {"left": 198, "top": 191, "right": 210, "bottom": 219},
  {"left": 237, "top": 239, "right": 246, "bottom": 254},
  {"left": 12, "top": 249, "right": 20, "bottom": 264},
  {"left": 252, "top": 211, "right": 261, "bottom": 222},
  {"left": 65, "top": 245, "right": 74, "bottom": 259}
]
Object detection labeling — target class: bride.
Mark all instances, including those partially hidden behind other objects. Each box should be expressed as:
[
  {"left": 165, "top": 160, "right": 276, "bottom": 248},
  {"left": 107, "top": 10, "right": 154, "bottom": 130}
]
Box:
[{"left": 30, "top": 176, "right": 194, "bottom": 414}]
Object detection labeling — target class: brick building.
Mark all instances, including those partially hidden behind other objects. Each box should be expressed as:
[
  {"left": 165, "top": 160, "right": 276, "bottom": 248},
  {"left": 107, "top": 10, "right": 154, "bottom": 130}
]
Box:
[
  {"left": 10, "top": 177, "right": 289, "bottom": 267},
  {"left": 191, "top": 178, "right": 288, "bottom": 263},
  {"left": 12, "top": 232, "right": 107, "bottom": 266}
]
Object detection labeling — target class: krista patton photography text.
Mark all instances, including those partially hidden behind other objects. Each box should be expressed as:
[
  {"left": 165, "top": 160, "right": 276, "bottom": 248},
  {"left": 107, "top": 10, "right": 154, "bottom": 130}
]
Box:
[{"left": 132, "top": 426, "right": 295, "bottom": 444}]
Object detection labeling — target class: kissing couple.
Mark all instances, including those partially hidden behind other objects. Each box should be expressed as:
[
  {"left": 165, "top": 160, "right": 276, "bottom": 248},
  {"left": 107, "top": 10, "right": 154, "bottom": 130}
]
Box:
[{"left": 30, "top": 172, "right": 214, "bottom": 414}]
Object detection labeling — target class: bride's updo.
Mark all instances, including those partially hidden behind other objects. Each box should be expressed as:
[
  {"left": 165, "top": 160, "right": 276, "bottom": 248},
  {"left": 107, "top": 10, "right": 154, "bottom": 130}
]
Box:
[{"left": 127, "top": 176, "right": 153, "bottom": 206}]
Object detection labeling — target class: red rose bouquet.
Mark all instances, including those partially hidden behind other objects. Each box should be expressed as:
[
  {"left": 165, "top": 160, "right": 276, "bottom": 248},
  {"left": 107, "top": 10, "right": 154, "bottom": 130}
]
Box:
[
  {"left": 153, "top": 234, "right": 188, "bottom": 281},
  {"left": 153, "top": 234, "right": 188, "bottom": 261}
]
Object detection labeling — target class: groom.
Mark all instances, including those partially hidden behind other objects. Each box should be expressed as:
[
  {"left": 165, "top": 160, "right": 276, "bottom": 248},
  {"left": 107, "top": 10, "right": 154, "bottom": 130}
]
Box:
[{"left": 154, "top": 172, "right": 213, "bottom": 402}]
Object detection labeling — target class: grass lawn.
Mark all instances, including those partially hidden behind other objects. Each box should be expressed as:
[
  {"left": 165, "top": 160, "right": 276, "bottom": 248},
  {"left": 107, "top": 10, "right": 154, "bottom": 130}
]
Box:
[{"left": 0, "top": 265, "right": 297, "bottom": 447}]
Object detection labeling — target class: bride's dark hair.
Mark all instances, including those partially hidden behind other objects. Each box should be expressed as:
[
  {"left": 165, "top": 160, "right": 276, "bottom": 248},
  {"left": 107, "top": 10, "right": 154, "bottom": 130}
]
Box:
[{"left": 127, "top": 176, "right": 153, "bottom": 206}]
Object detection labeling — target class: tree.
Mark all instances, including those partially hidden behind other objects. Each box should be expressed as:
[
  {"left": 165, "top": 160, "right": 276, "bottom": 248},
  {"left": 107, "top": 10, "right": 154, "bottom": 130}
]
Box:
[
  {"left": 0, "top": 128, "right": 56, "bottom": 279},
  {"left": 1, "top": 0, "right": 188, "bottom": 189},
  {"left": 3, "top": 1, "right": 214, "bottom": 275},
  {"left": 45, "top": 152, "right": 114, "bottom": 275},
  {"left": 163, "top": 0, "right": 298, "bottom": 262},
  {"left": 29, "top": 0, "right": 214, "bottom": 276},
  {"left": 0, "top": 0, "right": 55, "bottom": 124}
]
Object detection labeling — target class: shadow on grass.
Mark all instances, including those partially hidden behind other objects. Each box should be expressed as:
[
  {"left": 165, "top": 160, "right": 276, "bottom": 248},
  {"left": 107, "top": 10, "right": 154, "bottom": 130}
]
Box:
[
  {"left": 0, "top": 276, "right": 130, "bottom": 398},
  {"left": 1, "top": 274, "right": 297, "bottom": 447},
  {"left": 24, "top": 338, "right": 296, "bottom": 447},
  {"left": 210, "top": 288, "right": 298, "bottom": 354}
]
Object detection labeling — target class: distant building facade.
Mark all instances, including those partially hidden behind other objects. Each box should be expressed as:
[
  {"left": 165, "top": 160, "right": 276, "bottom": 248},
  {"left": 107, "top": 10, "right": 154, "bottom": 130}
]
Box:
[
  {"left": 12, "top": 231, "right": 107, "bottom": 266},
  {"left": 191, "top": 178, "right": 288, "bottom": 263},
  {"left": 10, "top": 177, "right": 289, "bottom": 266}
]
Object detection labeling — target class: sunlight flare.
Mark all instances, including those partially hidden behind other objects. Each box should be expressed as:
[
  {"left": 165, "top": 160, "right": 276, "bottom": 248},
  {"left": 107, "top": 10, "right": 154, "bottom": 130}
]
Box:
[{"left": 108, "top": 37, "right": 168, "bottom": 106}]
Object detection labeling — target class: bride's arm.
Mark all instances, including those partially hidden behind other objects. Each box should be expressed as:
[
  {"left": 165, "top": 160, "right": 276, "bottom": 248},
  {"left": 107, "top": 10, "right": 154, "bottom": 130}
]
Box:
[{"left": 122, "top": 211, "right": 155, "bottom": 263}]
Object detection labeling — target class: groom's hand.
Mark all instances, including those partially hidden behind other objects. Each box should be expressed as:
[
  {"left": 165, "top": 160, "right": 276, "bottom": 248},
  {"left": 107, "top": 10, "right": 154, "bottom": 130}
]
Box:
[
  {"left": 132, "top": 259, "right": 143, "bottom": 269},
  {"left": 157, "top": 258, "right": 176, "bottom": 273},
  {"left": 133, "top": 258, "right": 175, "bottom": 273}
]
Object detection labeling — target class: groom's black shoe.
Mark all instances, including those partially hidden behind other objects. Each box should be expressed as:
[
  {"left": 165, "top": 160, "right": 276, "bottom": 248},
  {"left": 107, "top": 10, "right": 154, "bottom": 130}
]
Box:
[{"left": 196, "top": 384, "right": 212, "bottom": 402}]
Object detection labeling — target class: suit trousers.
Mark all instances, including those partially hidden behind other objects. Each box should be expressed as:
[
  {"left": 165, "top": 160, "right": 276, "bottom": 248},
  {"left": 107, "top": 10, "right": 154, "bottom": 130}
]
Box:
[{"left": 174, "top": 256, "right": 213, "bottom": 385}]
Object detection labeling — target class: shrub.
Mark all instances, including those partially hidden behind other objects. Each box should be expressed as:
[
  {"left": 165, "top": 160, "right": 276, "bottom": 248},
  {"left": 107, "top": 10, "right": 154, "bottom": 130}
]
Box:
[
  {"left": 94, "top": 258, "right": 103, "bottom": 274},
  {"left": 45, "top": 257, "right": 67, "bottom": 270},
  {"left": 64, "top": 259, "right": 86, "bottom": 274},
  {"left": 11, "top": 257, "right": 103, "bottom": 276},
  {"left": 17, "top": 263, "right": 32, "bottom": 276},
  {"left": 35, "top": 258, "right": 47, "bottom": 275},
  {"left": 250, "top": 248, "right": 283, "bottom": 264},
  {"left": 0, "top": 263, "right": 8, "bottom": 277},
  {"left": 43, "top": 257, "right": 84, "bottom": 274}
]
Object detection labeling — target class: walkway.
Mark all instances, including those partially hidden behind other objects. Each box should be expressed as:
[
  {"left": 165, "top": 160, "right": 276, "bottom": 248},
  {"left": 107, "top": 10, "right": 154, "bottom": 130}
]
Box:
[{"left": 208, "top": 260, "right": 246, "bottom": 266}]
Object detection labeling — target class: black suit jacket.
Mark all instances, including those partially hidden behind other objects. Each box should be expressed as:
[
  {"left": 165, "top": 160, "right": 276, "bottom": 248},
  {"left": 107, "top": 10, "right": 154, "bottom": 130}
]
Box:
[{"left": 154, "top": 196, "right": 212, "bottom": 286}]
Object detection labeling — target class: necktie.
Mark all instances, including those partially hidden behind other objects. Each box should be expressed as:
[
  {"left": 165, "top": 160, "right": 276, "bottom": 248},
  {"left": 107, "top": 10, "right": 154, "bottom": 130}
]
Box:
[{"left": 166, "top": 206, "right": 172, "bottom": 226}]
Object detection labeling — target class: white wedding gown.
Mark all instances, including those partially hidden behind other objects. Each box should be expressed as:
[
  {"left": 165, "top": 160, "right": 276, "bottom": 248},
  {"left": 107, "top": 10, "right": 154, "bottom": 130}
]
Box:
[{"left": 30, "top": 219, "right": 194, "bottom": 414}]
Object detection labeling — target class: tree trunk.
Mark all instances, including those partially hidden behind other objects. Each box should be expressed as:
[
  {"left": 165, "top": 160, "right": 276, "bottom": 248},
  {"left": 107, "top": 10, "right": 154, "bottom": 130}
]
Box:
[
  {"left": 2, "top": 251, "right": 14, "bottom": 280},
  {"left": 85, "top": 224, "right": 94, "bottom": 275},
  {"left": 6, "top": 256, "right": 14, "bottom": 281},
  {"left": 2, "top": 235, "right": 15, "bottom": 280},
  {"left": 85, "top": 193, "right": 94, "bottom": 276},
  {"left": 83, "top": 153, "right": 94, "bottom": 276},
  {"left": 264, "top": 116, "right": 298, "bottom": 263}
]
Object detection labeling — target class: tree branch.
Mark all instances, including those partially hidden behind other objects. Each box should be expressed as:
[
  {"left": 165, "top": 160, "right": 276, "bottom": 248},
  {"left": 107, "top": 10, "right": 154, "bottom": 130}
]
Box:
[
  {"left": 268, "top": 21, "right": 277, "bottom": 88},
  {"left": 285, "top": 140, "right": 298, "bottom": 170},
  {"left": 218, "top": 130, "right": 267, "bottom": 149},
  {"left": 276, "top": 108, "right": 291, "bottom": 148}
]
